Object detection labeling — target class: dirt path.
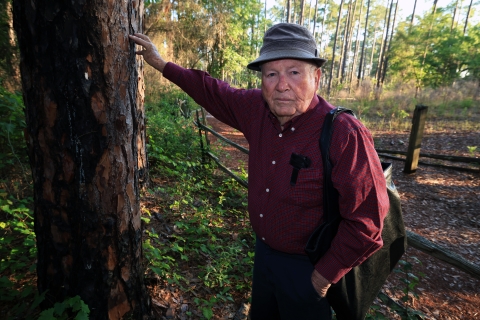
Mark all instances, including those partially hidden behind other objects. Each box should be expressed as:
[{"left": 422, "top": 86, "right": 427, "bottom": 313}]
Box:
[{"left": 205, "top": 115, "right": 480, "bottom": 320}]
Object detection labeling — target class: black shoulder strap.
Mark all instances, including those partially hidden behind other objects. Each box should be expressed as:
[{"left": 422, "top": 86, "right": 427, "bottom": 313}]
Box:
[{"left": 320, "top": 107, "right": 356, "bottom": 224}]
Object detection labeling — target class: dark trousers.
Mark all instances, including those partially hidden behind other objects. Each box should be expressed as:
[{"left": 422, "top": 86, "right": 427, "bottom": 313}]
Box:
[{"left": 249, "top": 237, "right": 332, "bottom": 320}]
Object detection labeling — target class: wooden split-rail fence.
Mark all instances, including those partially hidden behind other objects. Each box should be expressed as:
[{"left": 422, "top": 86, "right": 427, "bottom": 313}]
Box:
[{"left": 193, "top": 106, "right": 480, "bottom": 312}]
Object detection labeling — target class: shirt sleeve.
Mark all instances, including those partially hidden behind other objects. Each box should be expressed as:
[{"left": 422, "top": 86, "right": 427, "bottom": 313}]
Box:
[
  {"left": 313, "top": 114, "right": 390, "bottom": 284},
  {"left": 162, "top": 62, "right": 264, "bottom": 140}
]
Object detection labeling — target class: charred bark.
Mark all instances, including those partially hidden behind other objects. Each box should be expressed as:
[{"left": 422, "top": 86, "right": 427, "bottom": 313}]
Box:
[{"left": 13, "top": 0, "right": 150, "bottom": 319}]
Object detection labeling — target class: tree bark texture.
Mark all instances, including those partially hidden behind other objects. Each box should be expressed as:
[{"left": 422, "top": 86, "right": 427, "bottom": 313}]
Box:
[{"left": 12, "top": 0, "right": 150, "bottom": 319}]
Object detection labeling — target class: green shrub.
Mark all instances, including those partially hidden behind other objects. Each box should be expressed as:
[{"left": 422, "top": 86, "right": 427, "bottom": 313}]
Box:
[
  {"left": 145, "top": 90, "right": 202, "bottom": 178},
  {"left": 0, "top": 86, "right": 28, "bottom": 173}
]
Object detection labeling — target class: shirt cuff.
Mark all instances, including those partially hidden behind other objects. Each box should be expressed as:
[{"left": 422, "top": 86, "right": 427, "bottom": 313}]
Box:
[
  {"left": 162, "top": 62, "right": 178, "bottom": 80},
  {"left": 314, "top": 251, "right": 352, "bottom": 284}
]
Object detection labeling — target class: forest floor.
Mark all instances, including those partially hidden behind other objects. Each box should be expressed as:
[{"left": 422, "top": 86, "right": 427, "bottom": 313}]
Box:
[{"left": 176, "top": 115, "right": 480, "bottom": 320}]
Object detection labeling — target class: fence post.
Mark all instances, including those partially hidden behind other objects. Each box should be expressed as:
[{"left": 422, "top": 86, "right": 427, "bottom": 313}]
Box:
[
  {"left": 404, "top": 105, "right": 428, "bottom": 174},
  {"left": 200, "top": 107, "right": 210, "bottom": 146},
  {"left": 196, "top": 110, "right": 206, "bottom": 163}
]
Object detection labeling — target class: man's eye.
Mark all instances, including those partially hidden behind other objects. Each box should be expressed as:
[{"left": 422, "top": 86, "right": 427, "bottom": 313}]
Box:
[
  {"left": 291, "top": 71, "right": 300, "bottom": 75},
  {"left": 266, "top": 73, "right": 276, "bottom": 77}
]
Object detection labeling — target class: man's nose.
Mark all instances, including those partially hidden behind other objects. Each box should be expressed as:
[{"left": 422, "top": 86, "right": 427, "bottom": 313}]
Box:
[{"left": 276, "top": 74, "right": 289, "bottom": 91}]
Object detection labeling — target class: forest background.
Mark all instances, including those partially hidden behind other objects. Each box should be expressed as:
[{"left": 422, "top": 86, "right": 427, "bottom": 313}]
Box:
[{"left": 0, "top": 0, "right": 479, "bottom": 319}]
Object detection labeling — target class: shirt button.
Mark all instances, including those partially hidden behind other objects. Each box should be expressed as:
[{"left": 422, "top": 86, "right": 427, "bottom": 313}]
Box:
[
  {"left": 291, "top": 127, "right": 295, "bottom": 131},
  {"left": 279, "top": 133, "right": 283, "bottom": 137},
  {"left": 260, "top": 214, "right": 263, "bottom": 218},
  {"left": 272, "top": 160, "right": 276, "bottom": 164},
  {"left": 266, "top": 188, "right": 270, "bottom": 192},
  {"left": 262, "top": 237, "right": 265, "bottom": 241}
]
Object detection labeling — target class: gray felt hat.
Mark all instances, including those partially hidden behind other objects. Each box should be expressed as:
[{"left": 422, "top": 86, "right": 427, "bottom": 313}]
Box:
[{"left": 247, "top": 23, "right": 327, "bottom": 71}]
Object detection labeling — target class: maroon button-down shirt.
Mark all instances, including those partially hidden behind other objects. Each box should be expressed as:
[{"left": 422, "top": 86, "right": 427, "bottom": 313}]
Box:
[{"left": 163, "top": 62, "right": 389, "bottom": 283}]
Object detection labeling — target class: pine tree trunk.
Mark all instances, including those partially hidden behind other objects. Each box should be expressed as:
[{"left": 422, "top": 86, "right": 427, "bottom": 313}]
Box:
[
  {"left": 376, "top": 0, "right": 393, "bottom": 89},
  {"left": 451, "top": 0, "right": 459, "bottom": 31},
  {"left": 1, "top": 0, "right": 20, "bottom": 90},
  {"left": 410, "top": 0, "right": 417, "bottom": 27},
  {"left": 299, "top": 0, "right": 305, "bottom": 25},
  {"left": 374, "top": 23, "right": 385, "bottom": 81},
  {"left": 380, "top": 0, "right": 398, "bottom": 86},
  {"left": 357, "top": 0, "right": 370, "bottom": 87},
  {"left": 12, "top": 1, "right": 151, "bottom": 319},
  {"left": 368, "top": 24, "right": 379, "bottom": 78},
  {"left": 338, "top": 2, "right": 350, "bottom": 80},
  {"left": 432, "top": 0, "right": 439, "bottom": 15},
  {"left": 343, "top": 0, "right": 358, "bottom": 84},
  {"left": 349, "top": 0, "right": 364, "bottom": 91},
  {"left": 464, "top": 0, "right": 473, "bottom": 35},
  {"left": 327, "top": 0, "right": 344, "bottom": 95},
  {"left": 287, "top": 0, "right": 292, "bottom": 22},
  {"left": 313, "top": 0, "right": 319, "bottom": 37},
  {"left": 265, "top": 0, "right": 267, "bottom": 33},
  {"left": 318, "top": 0, "right": 328, "bottom": 53},
  {"left": 308, "top": 0, "right": 313, "bottom": 26}
]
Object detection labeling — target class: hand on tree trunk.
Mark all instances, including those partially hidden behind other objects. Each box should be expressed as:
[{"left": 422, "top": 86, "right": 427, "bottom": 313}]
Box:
[{"left": 129, "top": 33, "right": 167, "bottom": 72}]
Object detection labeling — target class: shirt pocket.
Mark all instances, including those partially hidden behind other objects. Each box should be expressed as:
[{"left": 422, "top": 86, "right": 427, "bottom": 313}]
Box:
[{"left": 291, "top": 167, "right": 322, "bottom": 209}]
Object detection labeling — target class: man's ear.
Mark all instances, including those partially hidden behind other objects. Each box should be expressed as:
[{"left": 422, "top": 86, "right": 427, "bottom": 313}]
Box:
[{"left": 315, "top": 68, "right": 322, "bottom": 87}]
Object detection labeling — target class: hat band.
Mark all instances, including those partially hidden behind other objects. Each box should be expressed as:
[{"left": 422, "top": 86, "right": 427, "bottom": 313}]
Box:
[{"left": 261, "top": 40, "right": 317, "bottom": 57}]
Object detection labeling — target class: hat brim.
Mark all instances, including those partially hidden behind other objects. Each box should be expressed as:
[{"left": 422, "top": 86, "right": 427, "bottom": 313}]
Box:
[{"left": 247, "top": 50, "right": 327, "bottom": 71}]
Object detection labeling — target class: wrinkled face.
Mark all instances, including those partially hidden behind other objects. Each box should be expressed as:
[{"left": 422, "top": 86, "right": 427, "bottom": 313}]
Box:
[{"left": 261, "top": 59, "right": 321, "bottom": 126}]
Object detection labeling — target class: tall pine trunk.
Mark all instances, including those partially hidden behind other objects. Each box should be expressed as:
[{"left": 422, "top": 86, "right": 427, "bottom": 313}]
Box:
[
  {"left": 380, "top": 0, "right": 398, "bottom": 86},
  {"left": 357, "top": 0, "right": 370, "bottom": 87},
  {"left": 299, "top": 0, "right": 306, "bottom": 25},
  {"left": 313, "top": 0, "right": 319, "bottom": 37},
  {"left": 349, "top": 0, "right": 364, "bottom": 91},
  {"left": 13, "top": 1, "right": 150, "bottom": 319},
  {"left": 343, "top": 0, "right": 358, "bottom": 84},
  {"left": 410, "top": 0, "right": 418, "bottom": 27},
  {"left": 376, "top": 0, "right": 393, "bottom": 89},
  {"left": 464, "top": 0, "right": 473, "bottom": 35},
  {"left": 318, "top": 0, "right": 328, "bottom": 53},
  {"left": 287, "top": 0, "right": 292, "bottom": 22},
  {"left": 451, "top": 0, "right": 462, "bottom": 31},
  {"left": 368, "top": 24, "right": 379, "bottom": 78},
  {"left": 327, "top": 0, "right": 345, "bottom": 95},
  {"left": 338, "top": 2, "right": 350, "bottom": 80}
]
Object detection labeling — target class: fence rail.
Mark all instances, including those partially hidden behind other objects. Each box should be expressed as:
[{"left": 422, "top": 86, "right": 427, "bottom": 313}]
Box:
[{"left": 377, "top": 153, "right": 480, "bottom": 173}]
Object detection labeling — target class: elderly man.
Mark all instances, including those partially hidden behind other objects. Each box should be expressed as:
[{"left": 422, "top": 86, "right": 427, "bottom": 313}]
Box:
[{"left": 129, "top": 23, "right": 389, "bottom": 320}]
